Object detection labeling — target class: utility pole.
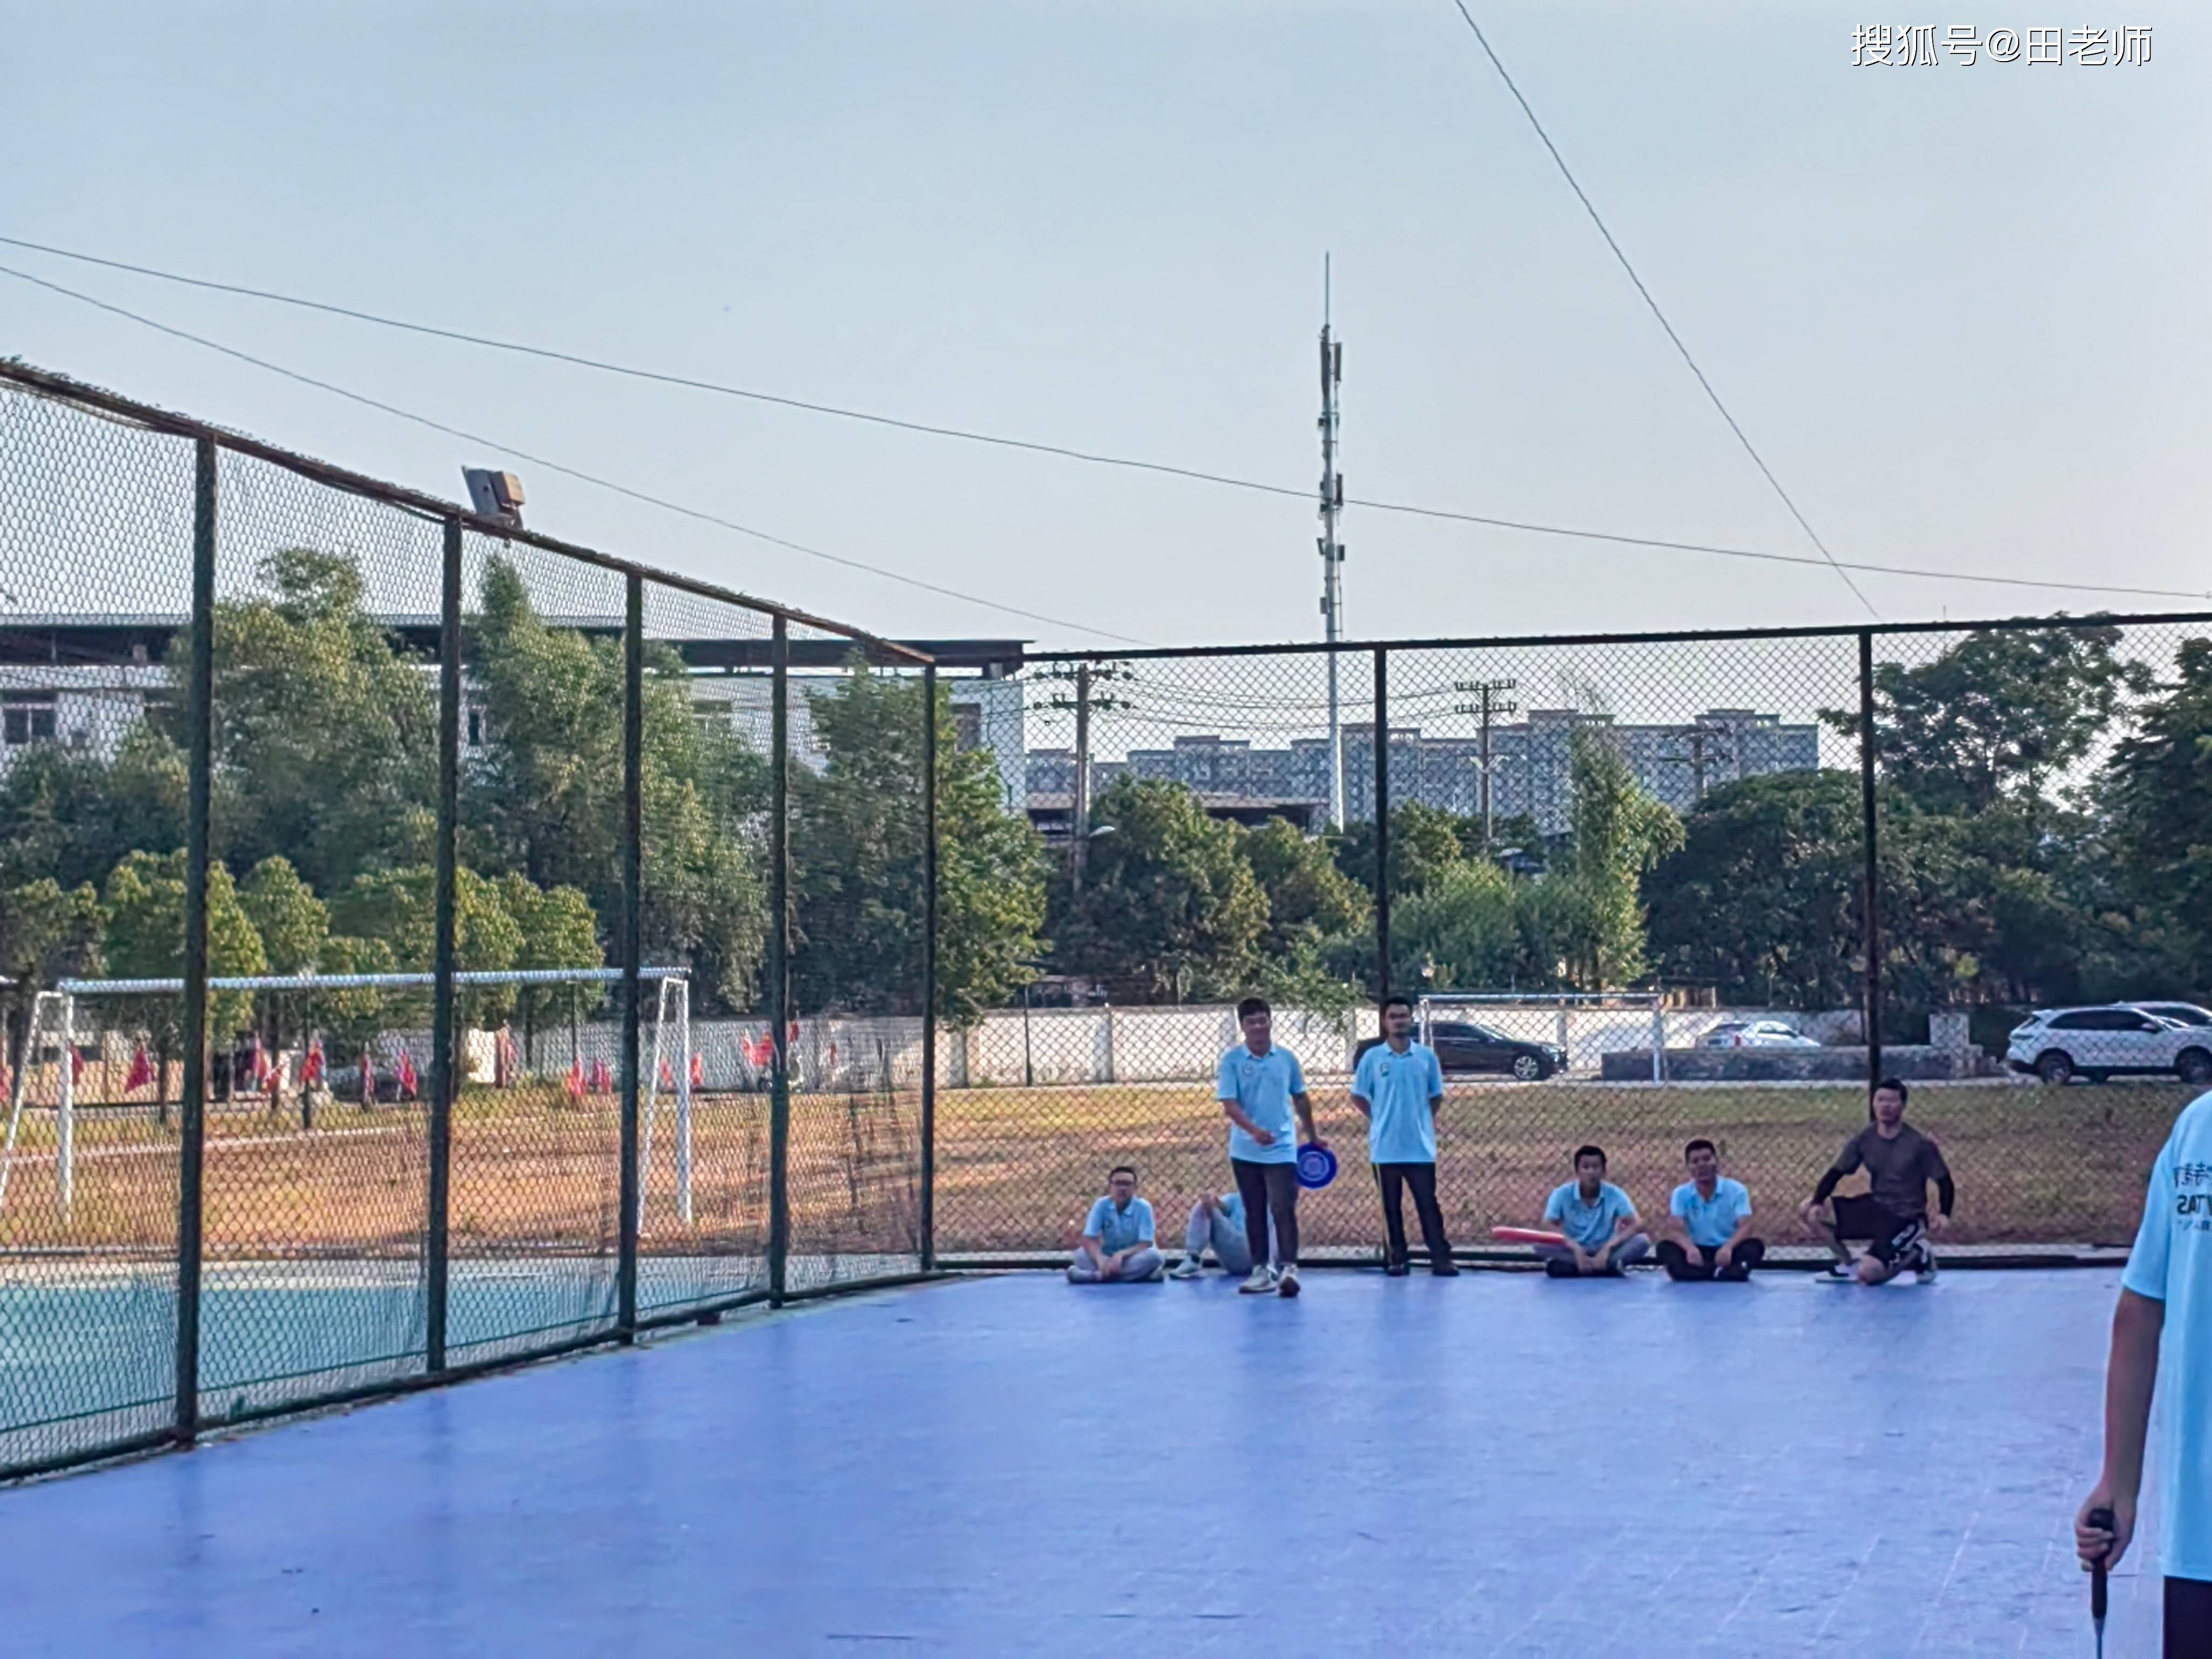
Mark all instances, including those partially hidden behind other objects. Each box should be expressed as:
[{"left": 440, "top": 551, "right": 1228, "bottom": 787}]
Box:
[
  {"left": 1453, "top": 678, "right": 1519, "bottom": 848},
  {"left": 1034, "top": 662, "right": 1130, "bottom": 896},
  {"left": 1661, "top": 721, "right": 1735, "bottom": 807},
  {"left": 1318, "top": 255, "right": 1346, "bottom": 831}
]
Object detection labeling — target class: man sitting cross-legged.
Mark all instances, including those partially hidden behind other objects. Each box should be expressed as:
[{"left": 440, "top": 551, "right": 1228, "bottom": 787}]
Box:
[
  {"left": 1534, "top": 1145, "right": 1651, "bottom": 1278},
  {"left": 1067, "top": 1164, "right": 1165, "bottom": 1283},
  {"left": 1655, "top": 1138, "right": 1765, "bottom": 1282}
]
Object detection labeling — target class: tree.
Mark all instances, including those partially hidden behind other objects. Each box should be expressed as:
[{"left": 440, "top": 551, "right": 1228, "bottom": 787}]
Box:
[
  {"left": 103, "top": 853, "right": 266, "bottom": 1102},
  {"left": 464, "top": 557, "right": 768, "bottom": 1010},
  {"left": 496, "top": 873, "right": 605, "bottom": 1064},
  {"left": 1826, "top": 623, "right": 2140, "bottom": 819},
  {"left": 0, "top": 721, "right": 186, "bottom": 894},
  {"left": 1389, "top": 859, "right": 1531, "bottom": 992},
  {"left": 792, "top": 666, "right": 1046, "bottom": 1023},
  {"left": 1244, "top": 817, "right": 1368, "bottom": 961},
  {"left": 1557, "top": 727, "right": 1682, "bottom": 987},
  {"left": 1331, "top": 802, "right": 1468, "bottom": 899},
  {"left": 0, "top": 879, "right": 105, "bottom": 1092},
  {"left": 239, "top": 856, "right": 328, "bottom": 975},
  {"left": 2097, "top": 636, "right": 2212, "bottom": 991},
  {"left": 206, "top": 548, "right": 437, "bottom": 893},
  {"left": 1645, "top": 771, "right": 1866, "bottom": 1008},
  {"left": 332, "top": 864, "right": 523, "bottom": 1027},
  {"left": 1048, "top": 777, "right": 1265, "bottom": 1003}
]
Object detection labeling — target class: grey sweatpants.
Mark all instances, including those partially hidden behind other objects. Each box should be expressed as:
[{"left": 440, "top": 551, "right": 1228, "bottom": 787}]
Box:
[
  {"left": 1183, "top": 1202, "right": 1277, "bottom": 1275},
  {"left": 1534, "top": 1233, "right": 1651, "bottom": 1274},
  {"left": 1067, "top": 1245, "right": 1164, "bottom": 1283}
]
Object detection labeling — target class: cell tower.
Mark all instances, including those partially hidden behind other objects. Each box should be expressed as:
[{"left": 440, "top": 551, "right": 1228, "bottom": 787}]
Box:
[{"left": 1318, "top": 256, "right": 1346, "bottom": 830}]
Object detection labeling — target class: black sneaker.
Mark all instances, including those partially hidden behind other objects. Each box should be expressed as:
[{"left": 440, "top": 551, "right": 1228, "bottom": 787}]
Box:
[
  {"left": 1384, "top": 1259, "right": 1411, "bottom": 1277},
  {"left": 1543, "top": 1259, "right": 1580, "bottom": 1279},
  {"left": 1430, "top": 1261, "right": 1460, "bottom": 1277}
]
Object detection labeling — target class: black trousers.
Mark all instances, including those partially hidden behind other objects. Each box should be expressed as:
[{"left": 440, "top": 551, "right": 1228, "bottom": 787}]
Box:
[
  {"left": 1374, "top": 1162, "right": 1452, "bottom": 1266},
  {"left": 1655, "top": 1238, "right": 1766, "bottom": 1281},
  {"left": 2170, "top": 1575, "right": 2212, "bottom": 1658},
  {"left": 1231, "top": 1157, "right": 1300, "bottom": 1269}
]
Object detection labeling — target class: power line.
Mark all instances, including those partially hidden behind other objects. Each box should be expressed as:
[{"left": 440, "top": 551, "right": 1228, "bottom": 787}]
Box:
[
  {"left": 5, "top": 237, "right": 2206, "bottom": 606},
  {"left": 1442, "top": 2, "right": 1878, "bottom": 620},
  {"left": 0, "top": 262, "right": 1152, "bottom": 648}
]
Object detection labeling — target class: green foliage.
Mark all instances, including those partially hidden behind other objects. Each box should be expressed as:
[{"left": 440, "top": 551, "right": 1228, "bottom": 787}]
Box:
[
  {"left": 239, "top": 855, "right": 328, "bottom": 975},
  {"left": 1245, "top": 817, "right": 1368, "bottom": 959},
  {"left": 0, "top": 722, "right": 186, "bottom": 893},
  {"left": 1331, "top": 802, "right": 1469, "bottom": 899},
  {"left": 496, "top": 873, "right": 606, "bottom": 1033},
  {"left": 2088, "top": 636, "right": 2212, "bottom": 992},
  {"left": 1048, "top": 776, "right": 1265, "bottom": 1003},
  {"left": 208, "top": 548, "right": 437, "bottom": 893},
  {"left": 1825, "top": 622, "right": 2141, "bottom": 818},
  {"left": 1556, "top": 727, "right": 1683, "bottom": 987},
  {"left": 793, "top": 666, "right": 1046, "bottom": 1024},
  {"left": 464, "top": 557, "right": 766, "bottom": 1010},
  {"left": 103, "top": 853, "right": 265, "bottom": 1040},
  {"left": 332, "top": 864, "right": 522, "bottom": 1026}
]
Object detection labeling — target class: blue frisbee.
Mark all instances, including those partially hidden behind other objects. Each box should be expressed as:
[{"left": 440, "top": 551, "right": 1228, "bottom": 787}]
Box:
[{"left": 1295, "top": 1142, "right": 1338, "bottom": 1190}]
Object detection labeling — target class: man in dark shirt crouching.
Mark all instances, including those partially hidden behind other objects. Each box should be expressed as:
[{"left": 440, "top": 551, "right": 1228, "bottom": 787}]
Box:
[{"left": 1799, "top": 1077, "right": 1954, "bottom": 1285}]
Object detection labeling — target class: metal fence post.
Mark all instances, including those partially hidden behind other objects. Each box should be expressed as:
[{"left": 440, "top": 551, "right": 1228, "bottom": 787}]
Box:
[
  {"left": 174, "top": 434, "right": 217, "bottom": 1448},
  {"left": 1857, "top": 629, "right": 1884, "bottom": 1091},
  {"left": 426, "top": 515, "right": 462, "bottom": 1373},
  {"left": 1373, "top": 645, "right": 1391, "bottom": 1000},
  {"left": 920, "top": 662, "right": 938, "bottom": 1273},
  {"left": 617, "top": 574, "right": 643, "bottom": 1340},
  {"left": 768, "top": 617, "right": 791, "bottom": 1305}
]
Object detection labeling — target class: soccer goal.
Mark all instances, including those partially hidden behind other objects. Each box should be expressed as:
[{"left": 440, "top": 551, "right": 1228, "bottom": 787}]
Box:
[
  {"left": 1415, "top": 991, "right": 1669, "bottom": 1082},
  {"left": 3, "top": 966, "right": 695, "bottom": 1225}
]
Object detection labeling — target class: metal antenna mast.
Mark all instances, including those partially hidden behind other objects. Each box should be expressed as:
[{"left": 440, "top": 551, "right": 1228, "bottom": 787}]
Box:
[{"left": 1318, "top": 256, "right": 1346, "bottom": 829}]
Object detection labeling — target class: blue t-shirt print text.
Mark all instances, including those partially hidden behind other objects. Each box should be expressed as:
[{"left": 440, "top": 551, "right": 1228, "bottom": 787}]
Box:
[
  {"left": 2123, "top": 1092, "right": 2212, "bottom": 1582},
  {"left": 1217, "top": 1043, "right": 1306, "bottom": 1166}
]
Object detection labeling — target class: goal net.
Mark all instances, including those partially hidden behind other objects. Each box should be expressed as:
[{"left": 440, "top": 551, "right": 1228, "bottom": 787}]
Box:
[{"left": 4, "top": 967, "right": 698, "bottom": 1229}]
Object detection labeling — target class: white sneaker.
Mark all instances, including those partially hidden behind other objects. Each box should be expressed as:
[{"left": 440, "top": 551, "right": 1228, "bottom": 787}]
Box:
[
  {"left": 1276, "top": 1264, "right": 1301, "bottom": 1299},
  {"left": 1238, "top": 1266, "right": 1278, "bottom": 1296},
  {"left": 1914, "top": 1243, "right": 1939, "bottom": 1284},
  {"left": 1168, "top": 1256, "right": 1204, "bottom": 1280},
  {"left": 1823, "top": 1259, "right": 1855, "bottom": 1282}
]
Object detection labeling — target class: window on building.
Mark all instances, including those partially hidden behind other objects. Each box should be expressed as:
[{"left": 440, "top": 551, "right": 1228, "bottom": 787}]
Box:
[
  {"left": 3, "top": 695, "right": 57, "bottom": 746},
  {"left": 466, "top": 707, "right": 484, "bottom": 748}
]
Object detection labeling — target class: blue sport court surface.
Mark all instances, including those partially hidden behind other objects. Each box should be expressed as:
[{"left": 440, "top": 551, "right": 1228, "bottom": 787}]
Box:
[{"left": 0, "top": 1266, "right": 2168, "bottom": 1656}]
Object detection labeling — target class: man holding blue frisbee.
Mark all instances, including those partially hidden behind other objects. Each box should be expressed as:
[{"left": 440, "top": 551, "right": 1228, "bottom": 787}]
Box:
[
  {"left": 2075, "top": 1084, "right": 2212, "bottom": 1649},
  {"left": 1217, "top": 996, "right": 1323, "bottom": 1298},
  {"left": 1351, "top": 995, "right": 1457, "bottom": 1277}
]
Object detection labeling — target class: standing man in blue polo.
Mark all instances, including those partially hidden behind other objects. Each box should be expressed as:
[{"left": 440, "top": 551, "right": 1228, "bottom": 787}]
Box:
[
  {"left": 1352, "top": 995, "right": 1458, "bottom": 1277},
  {"left": 1216, "top": 996, "right": 1325, "bottom": 1298},
  {"left": 2075, "top": 1085, "right": 2212, "bottom": 1648}
]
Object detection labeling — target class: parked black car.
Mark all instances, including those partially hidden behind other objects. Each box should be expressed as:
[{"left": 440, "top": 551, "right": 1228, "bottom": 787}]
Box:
[{"left": 1355, "top": 1021, "right": 1568, "bottom": 1082}]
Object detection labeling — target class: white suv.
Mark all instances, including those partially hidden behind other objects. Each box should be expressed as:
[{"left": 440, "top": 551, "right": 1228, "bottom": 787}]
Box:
[{"left": 2007, "top": 1007, "right": 2212, "bottom": 1086}]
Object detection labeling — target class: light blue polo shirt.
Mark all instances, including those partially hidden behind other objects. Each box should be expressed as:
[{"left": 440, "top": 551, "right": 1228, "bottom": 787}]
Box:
[
  {"left": 1353, "top": 1041, "right": 1444, "bottom": 1165},
  {"left": 1543, "top": 1180, "right": 1638, "bottom": 1251},
  {"left": 2121, "top": 1089, "right": 2212, "bottom": 1581},
  {"left": 1217, "top": 1042, "right": 1306, "bottom": 1165},
  {"left": 1669, "top": 1177, "right": 1752, "bottom": 1249},
  {"left": 1082, "top": 1195, "right": 1155, "bottom": 1255}
]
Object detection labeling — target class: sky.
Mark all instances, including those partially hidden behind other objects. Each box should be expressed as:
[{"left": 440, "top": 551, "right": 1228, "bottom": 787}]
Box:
[{"left": 1, "top": 1, "right": 2206, "bottom": 653}]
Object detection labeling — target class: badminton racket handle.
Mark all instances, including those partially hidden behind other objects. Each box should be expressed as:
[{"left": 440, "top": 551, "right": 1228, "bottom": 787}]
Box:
[{"left": 2088, "top": 1507, "right": 2114, "bottom": 1620}]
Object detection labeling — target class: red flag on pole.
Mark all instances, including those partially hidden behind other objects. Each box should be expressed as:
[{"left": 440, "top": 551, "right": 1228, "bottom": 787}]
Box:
[
  {"left": 564, "top": 1057, "right": 585, "bottom": 1100},
  {"left": 658, "top": 1056, "right": 675, "bottom": 1091},
  {"left": 126, "top": 1041, "right": 152, "bottom": 1094},
  {"left": 360, "top": 1048, "right": 377, "bottom": 1105},
  {"left": 395, "top": 1047, "right": 419, "bottom": 1100},
  {"left": 69, "top": 1047, "right": 86, "bottom": 1084},
  {"left": 690, "top": 1051, "right": 704, "bottom": 1089},
  {"left": 588, "top": 1056, "right": 612, "bottom": 1094},
  {"left": 251, "top": 1033, "right": 271, "bottom": 1091},
  {"left": 302, "top": 1036, "right": 325, "bottom": 1088}
]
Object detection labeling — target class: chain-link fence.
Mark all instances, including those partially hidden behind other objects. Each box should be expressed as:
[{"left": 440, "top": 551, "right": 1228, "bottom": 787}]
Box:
[
  {"left": 935, "top": 617, "right": 2212, "bottom": 1270},
  {"left": 0, "top": 362, "right": 936, "bottom": 1477}
]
